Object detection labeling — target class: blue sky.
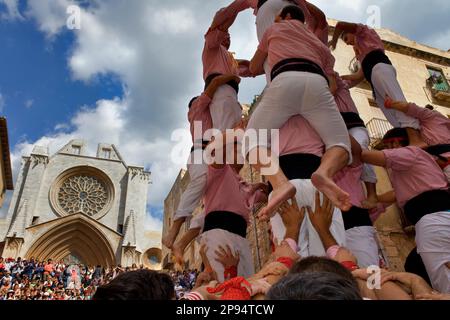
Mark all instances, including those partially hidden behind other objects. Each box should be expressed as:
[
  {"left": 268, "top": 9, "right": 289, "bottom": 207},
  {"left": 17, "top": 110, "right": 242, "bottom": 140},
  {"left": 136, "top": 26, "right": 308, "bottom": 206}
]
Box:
[{"left": 0, "top": 0, "right": 449, "bottom": 231}]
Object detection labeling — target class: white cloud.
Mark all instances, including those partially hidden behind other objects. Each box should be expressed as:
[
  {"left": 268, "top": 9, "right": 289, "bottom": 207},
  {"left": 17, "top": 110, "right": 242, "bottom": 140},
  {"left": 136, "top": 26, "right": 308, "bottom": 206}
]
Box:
[
  {"left": 144, "top": 212, "right": 163, "bottom": 232},
  {"left": 0, "top": 0, "right": 24, "bottom": 20},
  {"left": 25, "top": 0, "right": 72, "bottom": 38}
]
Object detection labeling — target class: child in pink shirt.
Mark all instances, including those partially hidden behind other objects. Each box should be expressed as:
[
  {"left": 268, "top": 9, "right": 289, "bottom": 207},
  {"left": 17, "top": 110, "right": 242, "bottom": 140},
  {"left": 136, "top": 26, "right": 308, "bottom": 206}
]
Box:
[{"left": 330, "top": 21, "right": 424, "bottom": 147}]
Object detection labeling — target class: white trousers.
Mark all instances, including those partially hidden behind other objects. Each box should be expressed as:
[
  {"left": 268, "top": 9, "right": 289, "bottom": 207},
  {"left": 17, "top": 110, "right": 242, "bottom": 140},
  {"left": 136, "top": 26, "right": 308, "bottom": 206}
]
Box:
[
  {"left": 345, "top": 226, "right": 380, "bottom": 268},
  {"left": 189, "top": 211, "right": 206, "bottom": 231},
  {"left": 199, "top": 229, "right": 254, "bottom": 282},
  {"left": 244, "top": 72, "right": 352, "bottom": 162},
  {"left": 349, "top": 127, "right": 378, "bottom": 184},
  {"left": 415, "top": 211, "right": 450, "bottom": 293},
  {"left": 210, "top": 84, "right": 243, "bottom": 131},
  {"left": 270, "top": 179, "right": 347, "bottom": 258},
  {"left": 371, "top": 63, "right": 420, "bottom": 129},
  {"left": 174, "top": 149, "right": 208, "bottom": 220}
]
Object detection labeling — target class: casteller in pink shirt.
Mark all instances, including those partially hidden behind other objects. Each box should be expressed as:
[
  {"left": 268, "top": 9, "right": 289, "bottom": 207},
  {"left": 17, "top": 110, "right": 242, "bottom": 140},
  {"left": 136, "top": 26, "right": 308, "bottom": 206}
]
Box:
[
  {"left": 334, "top": 163, "right": 365, "bottom": 208},
  {"left": 405, "top": 103, "right": 450, "bottom": 146},
  {"left": 382, "top": 146, "right": 448, "bottom": 209},
  {"left": 354, "top": 24, "right": 385, "bottom": 63},
  {"left": 188, "top": 94, "right": 213, "bottom": 145},
  {"left": 204, "top": 165, "right": 262, "bottom": 222},
  {"left": 258, "top": 19, "right": 335, "bottom": 76},
  {"left": 334, "top": 73, "right": 359, "bottom": 114},
  {"left": 276, "top": 115, "right": 324, "bottom": 157}
]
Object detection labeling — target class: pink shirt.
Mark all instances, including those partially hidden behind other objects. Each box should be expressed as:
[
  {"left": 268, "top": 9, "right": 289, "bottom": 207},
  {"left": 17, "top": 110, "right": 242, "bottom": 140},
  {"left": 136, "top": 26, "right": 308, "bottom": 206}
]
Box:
[
  {"left": 277, "top": 115, "right": 324, "bottom": 157},
  {"left": 383, "top": 146, "right": 448, "bottom": 209},
  {"left": 406, "top": 103, "right": 450, "bottom": 146},
  {"left": 294, "top": 0, "right": 328, "bottom": 44},
  {"left": 334, "top": 73, "right": 358, "bottom": 113},
  {"left": 354, "top": 24, "right": 385, "bottom": 63},
  {"left": 204, "top": 165, "right": 258, "bottom": 222},
  {"left": 188, "top": 94, "right": 213, "bottom": 144},
  {"left": 258, "top": 20, "right": 335, "bottom": 76},
  {"left": 202, "top": 29, "right": 239, "bottom": 80},
  {"left": 334, "top": 164, "right": 365, "bottom": 208}
]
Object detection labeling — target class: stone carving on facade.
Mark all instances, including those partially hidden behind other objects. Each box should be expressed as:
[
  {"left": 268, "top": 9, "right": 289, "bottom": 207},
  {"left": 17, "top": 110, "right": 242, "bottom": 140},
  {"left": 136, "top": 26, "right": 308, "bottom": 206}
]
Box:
[
  {"left": 50, "top": 166, "right": 114, "bottom": 220},
  {"left": 31, "top": 155, "right": 49, "bottom": 167},
  {"left": 57, "top": 175, "right": 109, "bottom": 217}
]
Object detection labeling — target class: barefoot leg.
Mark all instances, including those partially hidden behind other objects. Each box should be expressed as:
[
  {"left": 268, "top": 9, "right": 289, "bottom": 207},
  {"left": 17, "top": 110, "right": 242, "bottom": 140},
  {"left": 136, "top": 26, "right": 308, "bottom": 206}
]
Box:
[
  {"left": 172, "top": 228, "right": 201, "bottom": 266},
  {"left": 249, "top": 147, "right": 297, "bottom": 220},
  {"left": 162, "top": 217, "right": 185, "bottom": 249},
  {"left": 312, "top": 146, "right": 351, "bottom": 211}
]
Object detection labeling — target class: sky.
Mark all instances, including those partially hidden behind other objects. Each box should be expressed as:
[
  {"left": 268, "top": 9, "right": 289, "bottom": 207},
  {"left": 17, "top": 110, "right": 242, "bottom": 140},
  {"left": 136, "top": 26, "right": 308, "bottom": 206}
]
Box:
[{"left": 0, "top": 0, "right": 449, "bottom": 231}]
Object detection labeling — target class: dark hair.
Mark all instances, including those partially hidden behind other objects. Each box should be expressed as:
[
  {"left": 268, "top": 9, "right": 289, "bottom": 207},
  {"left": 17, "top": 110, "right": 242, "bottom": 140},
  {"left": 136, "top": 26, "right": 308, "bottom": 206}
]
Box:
[
  {"left": 290, "top": 256, "right": 358, "bottom": 287},
  {"left": 267, "top": 272, "right": 362, "bottom": 300},
  {"left": 279, "top": 5, "right": 305, "bottom": 23},
  {"left": 188, "top": 96, "right": 199, "bottom": 109},
  {"left": 93, "top": 270, "right": 175, "bottom": 300},
  {"left": 425, "top": 104, "right": 434, "bottom": 110},
  {"left": 382, "top": 128, "right": 410, "bottom": 147}
]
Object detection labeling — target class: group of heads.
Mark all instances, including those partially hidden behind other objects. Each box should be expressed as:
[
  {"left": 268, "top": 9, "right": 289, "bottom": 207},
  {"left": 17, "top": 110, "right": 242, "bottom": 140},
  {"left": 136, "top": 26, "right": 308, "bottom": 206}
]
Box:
[{"left": 92, "top": 256, "right": 362, "bottom": 300}]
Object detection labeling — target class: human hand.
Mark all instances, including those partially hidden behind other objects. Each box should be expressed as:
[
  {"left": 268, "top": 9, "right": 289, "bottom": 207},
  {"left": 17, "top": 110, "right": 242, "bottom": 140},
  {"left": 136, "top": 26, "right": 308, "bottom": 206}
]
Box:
[
  {"left": 214, "top": 245, "right": 240, "bottom": 270},
  {"left": 380, "top": 271, "right": 433, "bottom": 298},
  {"left": 415, "top": 292, "right": 450, "bottom": 300},
  {"left": 278, "top": 197, "right": 304, "bottom": 239},
  {"left": 307, "top": 192, "right": 334, "bottom": 234},
  {"left": 248, "top": 278, "right": 271, "bottom": 296},
  {"left": 249, "top": 261, "right": 289, "bottom": 281}
]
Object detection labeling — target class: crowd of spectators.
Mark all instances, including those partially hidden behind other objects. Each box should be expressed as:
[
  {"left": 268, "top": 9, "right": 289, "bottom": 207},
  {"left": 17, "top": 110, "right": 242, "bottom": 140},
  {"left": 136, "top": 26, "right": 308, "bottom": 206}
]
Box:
[{"left": 0, "top": 257, "right": 194, "bottom": 300}]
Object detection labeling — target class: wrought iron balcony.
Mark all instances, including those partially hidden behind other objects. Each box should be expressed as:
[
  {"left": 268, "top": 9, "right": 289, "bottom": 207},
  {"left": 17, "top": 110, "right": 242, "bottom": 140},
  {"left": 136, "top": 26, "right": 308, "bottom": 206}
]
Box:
[
  {"left": 427, "top": 75, "right": 450, "bottom": 102},
  {"left": 366, "top": 118, "right": 393, "bottom": 149}
]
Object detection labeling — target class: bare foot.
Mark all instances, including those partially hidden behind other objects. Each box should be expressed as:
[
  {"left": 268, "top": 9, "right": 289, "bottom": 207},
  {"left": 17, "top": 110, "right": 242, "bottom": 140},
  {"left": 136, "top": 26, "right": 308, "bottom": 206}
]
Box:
[
  {"left": 172, "top": 242, "right": 185, "bottom": 266},
  {"left": 258, "top": 182, "right": 296, "bottom": 221},
  {"left": 162, "top": 231, "right": 177, "bottom": 250},
  {"left": 311, "top": 172, "right": 352, "bottom": 212}
]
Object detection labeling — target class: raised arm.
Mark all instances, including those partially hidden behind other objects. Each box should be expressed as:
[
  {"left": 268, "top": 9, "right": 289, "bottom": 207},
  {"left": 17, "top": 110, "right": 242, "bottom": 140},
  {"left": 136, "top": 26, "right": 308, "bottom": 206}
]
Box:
[
  {"left": 209, "top": 0, "right": 253, "bottom": 31},
  {"left": 307, "top": 192, "right": 358, "bottom": 264},
  {"left": 249, "top": 49, "right": 267, "bottom": 76},
  {"left": 329, "top": 21, "right": 358, "bottom": 50},
  {"left": 361, "top": 150, "right": 387, "bottom": 167}
]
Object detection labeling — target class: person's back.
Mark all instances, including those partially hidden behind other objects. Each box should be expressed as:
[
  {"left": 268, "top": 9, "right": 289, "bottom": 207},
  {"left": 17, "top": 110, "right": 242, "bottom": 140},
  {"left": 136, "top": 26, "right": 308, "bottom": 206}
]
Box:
[{"left": 260, "top": 19, "right": 334, "bottom": 76}]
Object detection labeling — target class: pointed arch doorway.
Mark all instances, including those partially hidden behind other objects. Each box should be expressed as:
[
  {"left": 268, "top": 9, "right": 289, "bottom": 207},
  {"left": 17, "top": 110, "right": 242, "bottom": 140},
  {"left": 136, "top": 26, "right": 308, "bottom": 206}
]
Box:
[{"left": 26, "top": 216, "right": 116, "bottom": 267}]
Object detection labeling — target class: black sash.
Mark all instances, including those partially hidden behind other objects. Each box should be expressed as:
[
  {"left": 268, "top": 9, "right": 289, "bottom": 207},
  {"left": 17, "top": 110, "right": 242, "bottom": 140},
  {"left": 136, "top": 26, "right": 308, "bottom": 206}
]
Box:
[
  {"left": 257, "top": 0, "right": 269, "bottom": 9},
  {"left": 342, "top": 206, "right": 373, "bottom": 231},
  {"left": 191, "top": 140, "right": 210, "bottom": 153},
  {"left": 270, "top": 58, "right": 329, "bottom": 85},
  {"left": 361, "top": 50, "right": 392, "bottom": 88},
  {"left": 204, "top": 73, "right": 239, "bottom": 94},
  {"left": 425, "top": 144, "right": 450, "bottom": 161},
  {"left": 403, "top": 189, "right": 450, "bottom": 225},
  {"left": 203, "top": 211, "right": 247, "bottom": 238},
  {"left": 340, "top": 112, "right": 366, "bottom": 130},
  {"left": 268, "top": 153, "right": 321, "bottom": 193}
]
